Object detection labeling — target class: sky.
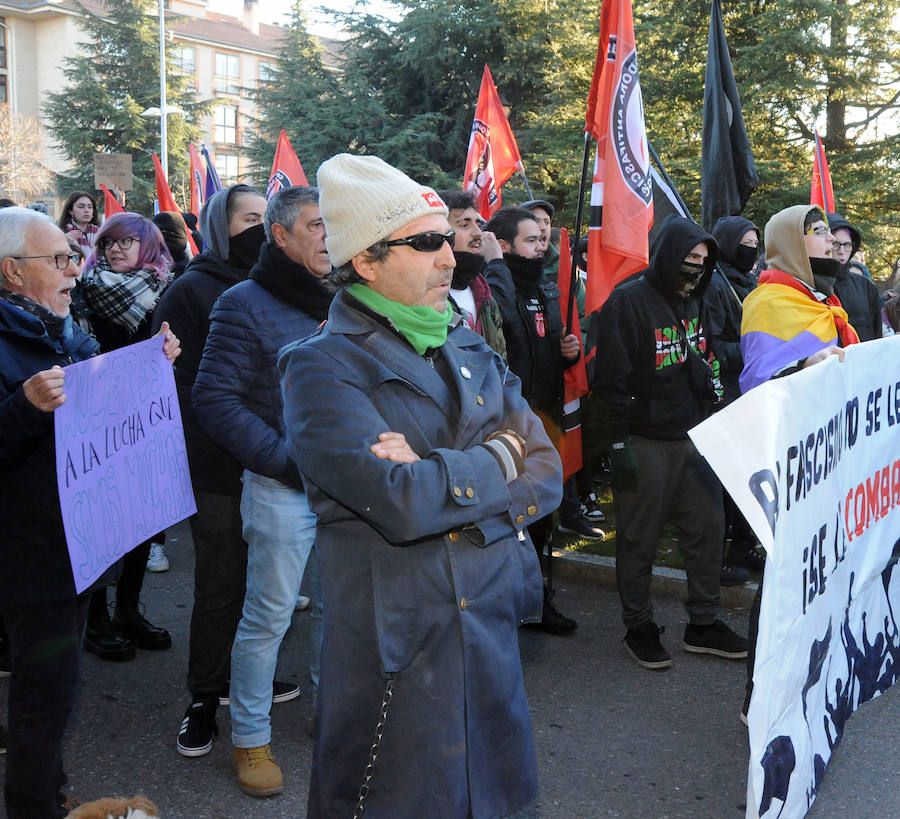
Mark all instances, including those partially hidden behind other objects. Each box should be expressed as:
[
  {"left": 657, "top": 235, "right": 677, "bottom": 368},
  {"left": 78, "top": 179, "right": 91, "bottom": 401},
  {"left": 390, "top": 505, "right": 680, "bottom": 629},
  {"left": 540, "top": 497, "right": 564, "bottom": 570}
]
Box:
[{"left": 207, "top": 0, "right": 399, "bottom": 36}]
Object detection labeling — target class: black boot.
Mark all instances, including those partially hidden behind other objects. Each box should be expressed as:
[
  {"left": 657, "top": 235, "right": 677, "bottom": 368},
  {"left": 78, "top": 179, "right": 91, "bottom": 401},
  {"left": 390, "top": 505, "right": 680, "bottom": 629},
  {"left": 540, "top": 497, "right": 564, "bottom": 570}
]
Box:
[
  {"left": 112, "top": 605, "right": 172, "bottom": 651},
  {"left": 522, "top": 585, "right": 578, "bottom": 636},
  {"left": 84, "top": 591, "right": 135, "bottom": 661}
]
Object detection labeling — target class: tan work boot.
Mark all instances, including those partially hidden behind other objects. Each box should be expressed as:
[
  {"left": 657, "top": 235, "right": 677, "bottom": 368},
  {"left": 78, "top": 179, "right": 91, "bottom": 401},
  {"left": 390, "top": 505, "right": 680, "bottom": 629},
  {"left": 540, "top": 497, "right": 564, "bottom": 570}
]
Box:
[{"left": 233, "top": 745, "right": 284, "bottom": 797}]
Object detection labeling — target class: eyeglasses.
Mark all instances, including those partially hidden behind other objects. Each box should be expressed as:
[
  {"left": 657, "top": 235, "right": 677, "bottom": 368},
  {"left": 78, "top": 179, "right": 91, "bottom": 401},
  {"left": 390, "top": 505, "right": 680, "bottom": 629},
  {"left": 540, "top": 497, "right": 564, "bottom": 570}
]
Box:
[
  {"left": 98, "top": 236, "right": 140, "bottom": 252},
  {"left": 382, "top": 231, "right": 455, "bottom": 253},
  {"left": 805, "top": 225, "right": 833, "bottom": 238},
  {"left": 832, "top": 240, "right": 853, "bottom": 253},
  {"left": 12, "top": 253, "right": 81, "bottom": 270}
]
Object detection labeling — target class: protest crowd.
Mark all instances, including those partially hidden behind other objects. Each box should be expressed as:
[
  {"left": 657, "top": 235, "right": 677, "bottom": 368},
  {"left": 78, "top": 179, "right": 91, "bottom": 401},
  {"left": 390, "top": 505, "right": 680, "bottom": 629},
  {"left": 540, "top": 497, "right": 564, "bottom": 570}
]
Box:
[{"left": 2, "top": 6, "right": 899, "bottom": 819}]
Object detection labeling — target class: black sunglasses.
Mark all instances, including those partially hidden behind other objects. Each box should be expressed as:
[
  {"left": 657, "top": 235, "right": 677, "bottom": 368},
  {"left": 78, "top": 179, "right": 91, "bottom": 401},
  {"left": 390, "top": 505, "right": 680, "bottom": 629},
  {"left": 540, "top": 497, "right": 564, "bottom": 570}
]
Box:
[{"left": 382, "top": 230, "right": 455, "bottom": 253}]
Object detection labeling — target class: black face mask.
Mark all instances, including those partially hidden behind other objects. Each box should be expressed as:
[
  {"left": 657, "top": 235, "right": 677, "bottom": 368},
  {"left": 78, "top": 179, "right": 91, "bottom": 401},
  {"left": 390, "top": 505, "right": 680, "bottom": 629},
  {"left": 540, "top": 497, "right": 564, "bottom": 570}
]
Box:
[
  {"left": 809, "top": 256, "right": 840, "bottom": 297},
  {"left": 227, "top": 223, "right": 266, "bottom": 272},
  {"left": 451, "top": 251, "right": 484, "bottom": 290},
  {"left": 505, "top": 253, "right": 545, "bottom": 284},
  {"left": 733, "top": 244, "right": 758, "bottom": 274}
]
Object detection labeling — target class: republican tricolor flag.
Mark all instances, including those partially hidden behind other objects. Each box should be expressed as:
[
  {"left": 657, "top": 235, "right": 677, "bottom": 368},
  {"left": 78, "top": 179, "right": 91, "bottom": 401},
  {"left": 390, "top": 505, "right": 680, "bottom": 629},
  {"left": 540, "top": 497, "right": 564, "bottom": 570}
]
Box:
[
  {"left": 188, "top": 143, "right": 206, "bottom": 221},
  {"left": 810, "top": 129, "right": 835, "bottom": 213},
  {"left": 463, "top": 65, "right": 524, "bottom": 221},
  {"left": 266, "top": 130, "right": 309, "bottom": 199},
  {"left": 584, "top": 0, "right": 652, "bottom": 316}
]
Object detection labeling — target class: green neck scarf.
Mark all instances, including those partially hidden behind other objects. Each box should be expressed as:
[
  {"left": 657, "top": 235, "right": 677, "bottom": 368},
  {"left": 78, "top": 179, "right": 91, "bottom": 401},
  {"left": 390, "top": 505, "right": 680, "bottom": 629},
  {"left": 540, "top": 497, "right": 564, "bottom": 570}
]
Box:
[{"left": 348, "top": 283, "right": 453, "bottom": 355}]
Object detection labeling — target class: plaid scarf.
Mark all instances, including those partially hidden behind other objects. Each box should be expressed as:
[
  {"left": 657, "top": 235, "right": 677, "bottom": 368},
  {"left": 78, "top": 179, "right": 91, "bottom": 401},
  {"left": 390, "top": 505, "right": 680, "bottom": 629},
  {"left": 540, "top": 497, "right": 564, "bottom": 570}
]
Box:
[
  {"left": 80, "top": 256, "right": 166, "bottom": 332},
  {"left": 0, "top": 287, "right": 69, "bottom": 341}
]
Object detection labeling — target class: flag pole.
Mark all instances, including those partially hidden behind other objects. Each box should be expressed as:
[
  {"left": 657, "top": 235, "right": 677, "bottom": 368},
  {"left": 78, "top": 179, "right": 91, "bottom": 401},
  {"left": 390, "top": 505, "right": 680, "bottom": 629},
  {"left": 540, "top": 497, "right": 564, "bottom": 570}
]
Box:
[
  {"left": 517, "top": 165, "right": 534, "bottom": 200},
  {"left": 564, "top": 131, "right": 594, "bottom": 334},
  {"left": 647, "top": 140, "right": 695, "bottom": 222}
]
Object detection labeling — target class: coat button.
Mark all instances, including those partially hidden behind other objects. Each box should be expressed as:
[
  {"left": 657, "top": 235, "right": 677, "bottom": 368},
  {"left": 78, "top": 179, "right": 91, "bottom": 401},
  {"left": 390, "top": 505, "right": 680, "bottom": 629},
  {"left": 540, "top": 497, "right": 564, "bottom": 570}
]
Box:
[
  {"left": 449, "top": 531, "right": 460, "bottom": 542},
  {"left": 476, "top": 395, "right": 484, "bottom": 405},
  {"left": 460, "top": 597, "right": 467, "bottom": 610},
  {"left": 465, "top": 487, "right": 474, "bottom": 498},
  {"left": 515, "top": 514, "right": 525, "bottom": 524},
  {"left": 527, "top": 505, "right": 537, "bottom": 515},
  {"left": 453, "top": 486, "right": 462, "bottom": 497},
  {"left": 460, "top": 366, "right": 472, "bottom": 379}
]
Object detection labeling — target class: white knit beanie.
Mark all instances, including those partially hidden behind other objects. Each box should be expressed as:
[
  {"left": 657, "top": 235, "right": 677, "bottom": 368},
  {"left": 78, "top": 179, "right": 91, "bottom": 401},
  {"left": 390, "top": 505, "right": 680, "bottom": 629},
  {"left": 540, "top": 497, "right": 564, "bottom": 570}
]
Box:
[{"left": 317, "top": 154, "right": 448, "bottom": 267}]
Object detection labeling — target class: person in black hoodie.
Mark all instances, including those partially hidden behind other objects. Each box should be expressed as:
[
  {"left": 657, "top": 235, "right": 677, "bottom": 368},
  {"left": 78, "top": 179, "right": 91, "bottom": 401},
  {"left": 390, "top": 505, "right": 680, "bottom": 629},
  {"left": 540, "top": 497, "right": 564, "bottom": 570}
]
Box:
[
  {"left": 826, "top": 212, "right": 881, "bottom": 342},
  {"left": 705, "top": 216, "right": 766, "bottom": 578},
  {"left": 151, "top": 185, "right": 298, "bottom": 758},
  {"left": 589, "top": 214, "right": 747, "bottom": 670}
]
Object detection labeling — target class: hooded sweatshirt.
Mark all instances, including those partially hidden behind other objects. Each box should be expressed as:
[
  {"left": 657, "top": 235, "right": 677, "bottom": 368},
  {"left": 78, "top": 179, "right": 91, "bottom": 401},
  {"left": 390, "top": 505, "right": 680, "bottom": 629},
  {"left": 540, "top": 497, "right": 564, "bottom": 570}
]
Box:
[
  {"left": 704, "top": 215, "right": 759, "bottom": 403},
  {"left": 588, "top": 215, "right": 721, "bottom": 441},
  {"left": 740, "top": 205, "right": 859, "bottom": 393},
  {"left": 826, "top": 212, "right": 881, "bottom": 342},
  {"left": 151, "top": 186, "right": 262, "bottom": 495}
]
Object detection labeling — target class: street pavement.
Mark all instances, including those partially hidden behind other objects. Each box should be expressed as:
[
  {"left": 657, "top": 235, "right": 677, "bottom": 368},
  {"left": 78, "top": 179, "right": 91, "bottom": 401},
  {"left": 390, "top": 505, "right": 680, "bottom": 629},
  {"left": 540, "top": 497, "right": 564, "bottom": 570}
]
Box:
[{"left": 3, "top": 521, "right": 899, "bottom": 817}]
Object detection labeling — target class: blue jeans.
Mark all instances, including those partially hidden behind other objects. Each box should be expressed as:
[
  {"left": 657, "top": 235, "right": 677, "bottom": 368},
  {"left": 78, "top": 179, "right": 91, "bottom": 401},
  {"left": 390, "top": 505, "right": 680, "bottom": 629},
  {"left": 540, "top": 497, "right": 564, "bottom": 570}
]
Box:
[{"left": 231, "top": 471, "right": 317, "bottom": 748}]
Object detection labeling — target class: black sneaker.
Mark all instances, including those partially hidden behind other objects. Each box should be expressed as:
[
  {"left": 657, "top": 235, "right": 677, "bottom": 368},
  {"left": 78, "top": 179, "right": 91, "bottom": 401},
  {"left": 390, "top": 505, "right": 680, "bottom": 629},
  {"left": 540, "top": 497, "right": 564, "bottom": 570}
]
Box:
[
  {"left": 557, "top": 515, "right": 605, "bottom": 541},
  {"left": 219, "top": 679, "right": 301, "bottom": 707},
  {"left": 728, "top": 541, "right": 766, "bottom": 572},
  {"left": 0, "top": 722, "right": 6, "bottom": 755},
  {"left": 683, "top": 619, "right": 748, "bottom": 659},
  {"left": 720, "top": 565, "right": 749, "bottom": 587},
  {"left": 176, "top": 698, "right": 219, "bottom": 757},
  {"left": 624, "top": 622, "right": 672, "bottom": 669},
  {"left": 580, "top": 492, "right": 606, "bottom": 522}
]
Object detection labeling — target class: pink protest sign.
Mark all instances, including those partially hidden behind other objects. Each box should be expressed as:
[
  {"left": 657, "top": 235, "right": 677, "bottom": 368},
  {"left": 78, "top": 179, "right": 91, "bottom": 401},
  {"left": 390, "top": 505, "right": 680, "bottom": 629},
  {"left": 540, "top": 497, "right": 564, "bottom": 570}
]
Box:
[{"left": 54, "top": 337, "right": 196, "bottom": 593}]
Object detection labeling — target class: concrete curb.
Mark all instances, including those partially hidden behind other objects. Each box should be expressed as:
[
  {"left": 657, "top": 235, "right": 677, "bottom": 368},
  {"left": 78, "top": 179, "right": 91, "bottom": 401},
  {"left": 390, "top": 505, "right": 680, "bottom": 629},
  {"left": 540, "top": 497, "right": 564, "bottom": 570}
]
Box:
[{"left": 550, "top": 547, "right": 759, "bottom": 609}]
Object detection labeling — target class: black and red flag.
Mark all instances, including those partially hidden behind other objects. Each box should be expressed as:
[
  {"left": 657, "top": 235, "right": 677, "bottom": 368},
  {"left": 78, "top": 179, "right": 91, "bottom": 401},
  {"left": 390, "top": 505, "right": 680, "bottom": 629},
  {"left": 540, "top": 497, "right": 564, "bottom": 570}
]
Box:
[{"left": 583, "top": 0, "right": 653, "bottom": 316}]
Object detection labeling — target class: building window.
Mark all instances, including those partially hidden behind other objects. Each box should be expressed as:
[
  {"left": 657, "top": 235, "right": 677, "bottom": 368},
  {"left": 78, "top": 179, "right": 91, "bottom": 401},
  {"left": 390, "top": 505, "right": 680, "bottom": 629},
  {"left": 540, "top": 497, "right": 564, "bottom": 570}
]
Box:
[
  {"left": 215, "top": 53, "right": 240, "bottom": 94},
  {"left": 0, "top": 17, "right": 6, "bottom": 70},
  {"left": 174, "top": 44, "right": 195, "bottom": 77},
  {"left": 258, "top": 61, "right": 275, "bottom": 85},
  {"left": 214, "top": 105, "right": 237, "bottom": 144},
  {"left": 215, "top": 153, "right": 239, "bottom": 186}
]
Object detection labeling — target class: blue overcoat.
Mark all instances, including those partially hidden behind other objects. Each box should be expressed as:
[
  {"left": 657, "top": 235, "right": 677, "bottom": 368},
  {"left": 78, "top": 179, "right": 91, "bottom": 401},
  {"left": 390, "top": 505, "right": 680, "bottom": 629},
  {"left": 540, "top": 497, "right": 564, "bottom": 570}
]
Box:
[{"left": 279, "top": 290, "right": 563, "bottom": 819}]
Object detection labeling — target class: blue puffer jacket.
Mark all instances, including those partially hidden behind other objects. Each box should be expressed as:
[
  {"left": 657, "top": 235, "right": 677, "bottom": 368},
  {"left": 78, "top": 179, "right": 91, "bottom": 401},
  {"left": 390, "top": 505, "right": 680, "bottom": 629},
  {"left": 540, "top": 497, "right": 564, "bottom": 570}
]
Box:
[
  {"left": 0, "top": 298, "right": 99, "bottom": 605},
  {"left": 192, "top": 244, "right": 329, "bottom": 488}
]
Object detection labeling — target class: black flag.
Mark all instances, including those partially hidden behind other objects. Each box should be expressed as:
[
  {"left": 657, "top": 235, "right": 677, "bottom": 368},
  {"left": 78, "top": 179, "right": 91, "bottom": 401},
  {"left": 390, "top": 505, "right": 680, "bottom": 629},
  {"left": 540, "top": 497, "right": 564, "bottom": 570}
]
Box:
[{"left": 701, "top": 0, "right": 759, "bottom": 230}]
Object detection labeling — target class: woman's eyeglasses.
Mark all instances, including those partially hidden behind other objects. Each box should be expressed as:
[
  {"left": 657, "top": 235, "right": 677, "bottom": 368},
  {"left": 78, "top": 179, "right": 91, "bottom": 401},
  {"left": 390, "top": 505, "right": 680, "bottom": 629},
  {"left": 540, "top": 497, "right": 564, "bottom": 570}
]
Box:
[{"left": 99, "top": 236, "right": 140, "bottom": 252}]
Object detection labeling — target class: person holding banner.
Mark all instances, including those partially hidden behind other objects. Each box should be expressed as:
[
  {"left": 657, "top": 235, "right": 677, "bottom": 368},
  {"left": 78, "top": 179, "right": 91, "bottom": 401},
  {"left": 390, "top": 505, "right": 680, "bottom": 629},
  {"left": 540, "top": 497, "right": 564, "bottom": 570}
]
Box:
[
  {"left": 280, "top": 154, "right": 560, "bottom": 817},
  {"left": 589, "top": 214, "right": 748, "bottom": 670},
  {"left": 826, "top": 212, "right": 882, "bottom": 343},
  {"left": 0, "top": 207, "right": 180, "bottom": 819},
  {"left": 739, "top": 204, "right": 859, "bottom": 723},
  {"left": 79, "top": 213, "right": 175, "bottom": 661}
]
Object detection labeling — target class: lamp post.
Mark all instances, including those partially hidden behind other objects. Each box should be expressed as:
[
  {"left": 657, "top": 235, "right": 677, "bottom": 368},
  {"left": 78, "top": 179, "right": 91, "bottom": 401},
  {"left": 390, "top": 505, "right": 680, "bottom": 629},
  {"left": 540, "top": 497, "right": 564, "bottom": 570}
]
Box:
[{"left": 158, "top": 0, "right": 167, "bottom": 176}]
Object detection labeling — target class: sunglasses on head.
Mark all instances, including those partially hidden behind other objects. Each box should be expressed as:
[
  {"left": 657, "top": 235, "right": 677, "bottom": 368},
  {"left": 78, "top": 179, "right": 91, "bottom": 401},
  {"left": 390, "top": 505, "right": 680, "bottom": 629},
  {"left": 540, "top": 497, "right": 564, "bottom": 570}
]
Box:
[{"left": 382, "top": 230, "right": 455, "bottom": 253}]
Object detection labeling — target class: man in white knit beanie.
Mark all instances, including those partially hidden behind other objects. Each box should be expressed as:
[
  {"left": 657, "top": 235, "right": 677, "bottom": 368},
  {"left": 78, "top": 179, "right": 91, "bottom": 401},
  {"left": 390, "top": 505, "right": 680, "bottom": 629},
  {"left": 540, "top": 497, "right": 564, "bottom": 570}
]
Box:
[{"left": 278, "top": 153, "right": 564, "bottom": 817}]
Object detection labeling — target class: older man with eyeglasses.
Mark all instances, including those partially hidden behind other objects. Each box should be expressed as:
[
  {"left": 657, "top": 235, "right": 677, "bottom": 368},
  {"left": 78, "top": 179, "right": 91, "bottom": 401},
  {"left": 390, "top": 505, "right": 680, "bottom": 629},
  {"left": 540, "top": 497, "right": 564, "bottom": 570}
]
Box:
[
  {"left": 279, "top": 154, "right": 562, "bottom": 818},
  {"left": 0, "top": 207, "right": 180, "bottom": 818}
]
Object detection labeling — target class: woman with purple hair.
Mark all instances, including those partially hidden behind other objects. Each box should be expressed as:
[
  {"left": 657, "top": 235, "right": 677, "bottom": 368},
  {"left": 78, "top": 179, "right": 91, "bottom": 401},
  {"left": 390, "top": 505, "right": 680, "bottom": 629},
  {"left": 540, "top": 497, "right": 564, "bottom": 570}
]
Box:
[{"left": 79, "top": 212, "right": 174, "bottom": 661}]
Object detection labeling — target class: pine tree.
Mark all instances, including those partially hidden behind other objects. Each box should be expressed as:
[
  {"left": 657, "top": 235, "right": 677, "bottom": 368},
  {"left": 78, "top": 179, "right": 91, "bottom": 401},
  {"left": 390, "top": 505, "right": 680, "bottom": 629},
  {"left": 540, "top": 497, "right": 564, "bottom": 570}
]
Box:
[
  {"left": 244, "top": 2, "right": 351, "bottom": 185},
  {"left": 43, "top": 0, "right": 207, "bottom": 215}
]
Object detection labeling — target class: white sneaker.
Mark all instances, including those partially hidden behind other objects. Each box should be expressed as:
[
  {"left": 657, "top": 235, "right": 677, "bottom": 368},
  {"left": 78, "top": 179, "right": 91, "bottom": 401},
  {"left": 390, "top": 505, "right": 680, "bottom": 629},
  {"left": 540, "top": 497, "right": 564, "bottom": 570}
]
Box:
[
  {"left": 295, "top": 595, "right": 310, "bottom": 612},
  {"left": 146, "top": 543, "right": 170, "bottom": 573}
]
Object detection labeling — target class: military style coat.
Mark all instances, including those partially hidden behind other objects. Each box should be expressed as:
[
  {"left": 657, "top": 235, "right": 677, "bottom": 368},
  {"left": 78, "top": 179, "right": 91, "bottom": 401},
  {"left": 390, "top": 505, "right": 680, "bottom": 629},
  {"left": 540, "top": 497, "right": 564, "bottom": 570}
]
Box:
[{"left": 279, "top": 290, "right": 563, "bottom": 819}]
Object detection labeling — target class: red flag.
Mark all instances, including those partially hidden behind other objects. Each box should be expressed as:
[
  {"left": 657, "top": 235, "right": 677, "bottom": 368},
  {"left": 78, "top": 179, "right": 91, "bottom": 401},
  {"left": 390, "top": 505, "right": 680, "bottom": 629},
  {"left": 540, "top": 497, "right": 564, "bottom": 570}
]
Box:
[
  {"left": 556, "top": 228, "right": 589, "bottom": 480},
  {"left": 266, "top": 129, "right": 309, "bottom": 199},
  {"left": 189, "top": 143, "right": 206, "bottom": 220},
  {"left": 463, "top": 65, "right": 524, "bottom": 220},
  {"left": 152, "top": 153, "right": 200, "bottom": 256},
  {"left": 99, "top": 184, "right": 124, "bottom": 217},
  {"left": 584, "top": 0, "right": 652, "bottom": 315},
  {"left": 810, "top": 130, "right": 835, "bottom": 213}
]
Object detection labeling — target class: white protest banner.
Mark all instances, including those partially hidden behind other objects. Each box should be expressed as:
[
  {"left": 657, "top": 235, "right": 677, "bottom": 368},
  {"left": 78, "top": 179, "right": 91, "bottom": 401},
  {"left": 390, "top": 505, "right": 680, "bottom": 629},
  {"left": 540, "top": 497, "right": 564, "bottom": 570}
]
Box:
[
  {"left": 54, "top": 336, "right": 196, "bottom": 593},
  {"left": 690, "top": 335, "right": 900, "bottom": 818}
]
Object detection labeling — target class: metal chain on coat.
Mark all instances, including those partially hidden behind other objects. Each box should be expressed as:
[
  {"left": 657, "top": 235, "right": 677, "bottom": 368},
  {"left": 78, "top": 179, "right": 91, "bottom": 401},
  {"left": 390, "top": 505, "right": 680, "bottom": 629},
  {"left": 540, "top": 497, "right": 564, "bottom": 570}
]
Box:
[{"left": 353, "top": 674, "right": 396, "bottom": 819}]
